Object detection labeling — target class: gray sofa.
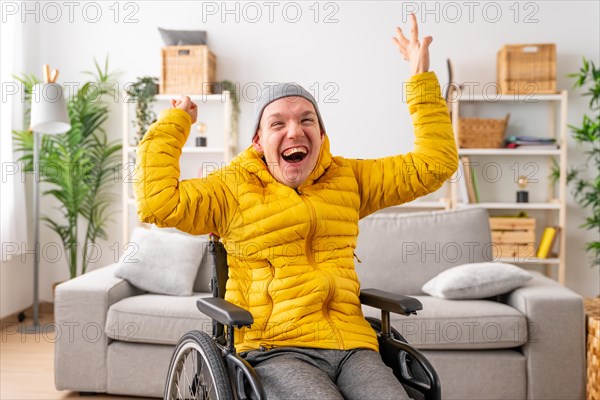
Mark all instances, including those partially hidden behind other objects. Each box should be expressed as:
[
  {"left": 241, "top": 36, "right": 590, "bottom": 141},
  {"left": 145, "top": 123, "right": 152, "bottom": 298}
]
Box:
[{"left": 54, "top": 208, "right": 586, "bottom": 399}]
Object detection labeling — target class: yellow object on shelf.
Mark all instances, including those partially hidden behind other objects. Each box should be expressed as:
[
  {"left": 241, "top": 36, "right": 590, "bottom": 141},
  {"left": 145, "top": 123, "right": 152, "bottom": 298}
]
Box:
[{"left": 536, "top": 226, "right": 559, "bottom": 259}]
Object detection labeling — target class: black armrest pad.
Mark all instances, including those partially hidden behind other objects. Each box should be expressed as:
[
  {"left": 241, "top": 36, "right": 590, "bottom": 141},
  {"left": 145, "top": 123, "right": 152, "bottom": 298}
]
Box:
[
  {"left": 360, "top": 289, "right": 423, "bottom": 315},
  {"left": 196, "top": 297, "right": 254, "bottom": 327}
]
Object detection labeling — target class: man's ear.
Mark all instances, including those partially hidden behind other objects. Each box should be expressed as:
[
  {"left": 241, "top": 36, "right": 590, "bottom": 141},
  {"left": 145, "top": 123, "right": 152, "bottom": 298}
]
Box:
[{"left": 252, "top": 131, "right": 263, "bottom": 153}]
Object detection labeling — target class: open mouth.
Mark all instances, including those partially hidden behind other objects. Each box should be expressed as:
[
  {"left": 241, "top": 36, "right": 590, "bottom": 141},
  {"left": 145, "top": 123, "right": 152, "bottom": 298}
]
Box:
[{"left": 281, "top": 146, "right": 308, "bottom": 164}]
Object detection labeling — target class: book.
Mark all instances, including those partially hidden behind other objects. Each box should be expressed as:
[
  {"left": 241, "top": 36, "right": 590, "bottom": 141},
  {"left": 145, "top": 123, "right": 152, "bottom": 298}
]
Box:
[
  {"left": 457, "top": 159, "right": 470, "bottom": 203},
  {"left": 505, "top": 136, "right": 559, "bottom": 149},
  {"left": 537, "top": 226, "right": 560, "bottom": 258},
  {"left": 471, "top": 164, "right": 480, "bottom": 203},
  {"left": 506, "top": 144, "right": 560, "bottom": 150},
  {"left": 460, "top": 156, "right": 477, "bottom": 203},
  {"left": 550, "top": 226, "right": 561, "bottom": 257},
  {"left": 506, "top": 135, "right": 557, "bottom": 143}
]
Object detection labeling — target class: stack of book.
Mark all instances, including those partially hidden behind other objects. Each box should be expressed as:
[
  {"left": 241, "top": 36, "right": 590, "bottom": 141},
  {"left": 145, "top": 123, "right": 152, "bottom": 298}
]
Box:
[
  {"left": 458, "top": 156, "right": 479, "bottom": 203},
  {"left": 505, "top": 136, "right": 559, "bottom": 149}
]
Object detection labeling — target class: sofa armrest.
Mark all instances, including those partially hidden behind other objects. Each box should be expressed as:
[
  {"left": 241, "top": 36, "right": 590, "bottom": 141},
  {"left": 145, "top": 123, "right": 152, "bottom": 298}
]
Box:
[
  {"left": 54, "top": 263, "right": 144, "bottom": 392},
  {"left": 504, "top": 272, "right": 585, "bottom": 400}
]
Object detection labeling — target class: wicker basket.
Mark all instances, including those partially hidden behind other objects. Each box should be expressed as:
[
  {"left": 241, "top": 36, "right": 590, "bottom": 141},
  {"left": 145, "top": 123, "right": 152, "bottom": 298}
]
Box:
[
  {"left": 497, "top": 44, "right": 556, "bottom": 94},
  {"left": 458, "top": 114, "right": 510, "bottom": 148},
  {"left": 160, "top": 45, "right": 216, "bottom": 95},
  {"left": 585, "top": 297, "right": 600, "bottom": 400}
]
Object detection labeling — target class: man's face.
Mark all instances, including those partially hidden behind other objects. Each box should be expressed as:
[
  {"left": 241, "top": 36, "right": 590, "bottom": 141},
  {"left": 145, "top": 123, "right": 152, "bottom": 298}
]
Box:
[{"left": 252, "top": 96, "right": 324, "bottom": 189}]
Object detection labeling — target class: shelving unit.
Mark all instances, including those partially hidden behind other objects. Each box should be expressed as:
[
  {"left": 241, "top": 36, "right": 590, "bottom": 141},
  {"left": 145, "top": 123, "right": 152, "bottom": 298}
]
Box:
[
  {"left": 391, "top": 200, "right": 450, "bottom": 210},
  {"left": 121, "top": 92, "right": 237, "bottom": 243},
  {"left": 450, "top": 90, "right": 568, "bottom": 283}
]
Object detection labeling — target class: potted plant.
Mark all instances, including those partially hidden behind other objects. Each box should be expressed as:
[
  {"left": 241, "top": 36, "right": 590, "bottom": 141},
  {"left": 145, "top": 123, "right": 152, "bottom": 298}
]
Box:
[
  {"left": 13, "top": 58, "right": 121, "bottom": 279},
  {"left": 214, "top": 80, "right": 240, "bottom": 146},
  {"left": 125, "top": 76, "right": 159, "bottom": 144},
  {"left": 565, "top": 58, "right": 600, "bottom": 267}
]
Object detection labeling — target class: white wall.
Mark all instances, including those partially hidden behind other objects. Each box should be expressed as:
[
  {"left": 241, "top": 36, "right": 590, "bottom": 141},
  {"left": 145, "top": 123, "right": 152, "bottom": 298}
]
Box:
[{"left": 2, "top": 1, "right": 598, "bottom": 317}]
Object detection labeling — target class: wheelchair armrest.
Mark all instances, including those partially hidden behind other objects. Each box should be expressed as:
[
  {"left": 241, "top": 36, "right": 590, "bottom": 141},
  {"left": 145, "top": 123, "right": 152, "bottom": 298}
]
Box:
[
  {"left": 197, "top": 297, "right": 254, "bottom": 328},
  {"left": 360, "top": 289, "right": 422, "bottom": 316}
]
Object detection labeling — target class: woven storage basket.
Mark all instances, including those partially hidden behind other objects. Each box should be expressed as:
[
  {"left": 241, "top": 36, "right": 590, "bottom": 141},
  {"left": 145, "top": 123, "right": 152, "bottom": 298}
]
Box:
[
  {"left": 160, "top": 45, "right": 216, "bottom": 95},
  {"left": 497, "top": 44, "right": 556, "bottom": 94},
  {"left": 585, "top": 297, "right": 600, "bottom": 400},
  {"left": 458, "top": 114, "right": 510, "bottom": 148}
]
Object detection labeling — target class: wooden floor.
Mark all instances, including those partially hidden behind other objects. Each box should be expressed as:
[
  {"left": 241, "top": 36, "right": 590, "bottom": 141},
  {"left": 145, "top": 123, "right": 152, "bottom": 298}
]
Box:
[{"left": 1, "top": 306, "right": 149, "bottom": 400}]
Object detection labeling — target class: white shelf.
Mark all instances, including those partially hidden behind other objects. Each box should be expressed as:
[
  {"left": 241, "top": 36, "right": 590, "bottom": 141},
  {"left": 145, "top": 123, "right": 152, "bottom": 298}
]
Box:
[
  {"left": 391, "top": 201, "right": 448, "bottom": 209},
  {"left": 456, "top": 202, "right": 561, "bottom": 210},
  {"left": 458, "top": 93, "right": 564, "bottom": 102},
  {"left": 497, "top": 257, "right": 560, "bottom": 265},
  {"left": 459, "top": 148, "right": 561, "bottom": 156},
  {"left": 451, "top": 87, "right": 567, "bottom": 284},
  {"left": 154, "top": 93, "right": 230, "bottom": 102},
  {"left": 125, "top": 146, "right": 225, "bottom": 154},
  {"left": 182, "top": 147, "right": 225, "bottom": 154}
]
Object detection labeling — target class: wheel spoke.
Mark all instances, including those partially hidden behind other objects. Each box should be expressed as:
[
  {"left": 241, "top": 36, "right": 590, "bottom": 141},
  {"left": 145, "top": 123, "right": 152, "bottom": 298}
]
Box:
[{"left": 165, "top": 332, "right": 232, "bottom": 400}]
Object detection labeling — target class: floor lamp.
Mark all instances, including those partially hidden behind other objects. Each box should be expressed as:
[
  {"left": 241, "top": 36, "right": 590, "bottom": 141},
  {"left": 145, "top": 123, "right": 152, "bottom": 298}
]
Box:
[{"left": 20, "top": 66, "right": 71, "bottom": 333}]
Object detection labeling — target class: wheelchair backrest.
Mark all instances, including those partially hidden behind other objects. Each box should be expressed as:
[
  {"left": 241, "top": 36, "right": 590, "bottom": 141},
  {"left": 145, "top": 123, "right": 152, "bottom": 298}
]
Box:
[{"left": 208, "top": 236, "right": 229, "bottom": 300}]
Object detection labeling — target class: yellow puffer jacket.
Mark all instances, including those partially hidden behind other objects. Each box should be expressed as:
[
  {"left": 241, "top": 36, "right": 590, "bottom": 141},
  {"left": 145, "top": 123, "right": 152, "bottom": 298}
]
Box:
[{"left": 135, "top": 71, "right": 458, "bottom": 353}]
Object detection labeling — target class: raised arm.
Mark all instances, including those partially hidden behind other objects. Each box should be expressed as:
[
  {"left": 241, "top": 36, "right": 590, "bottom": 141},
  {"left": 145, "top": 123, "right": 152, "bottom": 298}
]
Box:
[
  {"left": 392, "top": 13, "right": 432, "bottom": 76},
  {"left": 349, "top": 14, "right": 458, "bottom": 218},
  {"left": 133, "top": 98, "right": 231, "bottom": 235}
]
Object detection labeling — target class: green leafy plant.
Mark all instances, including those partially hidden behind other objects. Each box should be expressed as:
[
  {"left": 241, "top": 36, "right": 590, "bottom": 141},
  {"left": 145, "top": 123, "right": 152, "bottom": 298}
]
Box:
[
  {"left": 13, "top": 58, "right": 121, "bottom": 278},
  {"left": 217, "top": 80, "right": 240, "bottom": 145},
  {"left": 125, "top": 76, "right": 159, "bottom": 144},
  {"left": 565, "top": 58, "right": 600, "bottom": 267}
]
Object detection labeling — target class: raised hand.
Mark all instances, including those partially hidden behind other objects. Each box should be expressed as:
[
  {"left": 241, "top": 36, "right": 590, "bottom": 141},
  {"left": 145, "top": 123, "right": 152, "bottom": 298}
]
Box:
[
  {"left": 392, "top": 13, "right": 432, "bottom": 76},
  {"left": 170, "top": 95, "right": 198, "bottom": 124}
]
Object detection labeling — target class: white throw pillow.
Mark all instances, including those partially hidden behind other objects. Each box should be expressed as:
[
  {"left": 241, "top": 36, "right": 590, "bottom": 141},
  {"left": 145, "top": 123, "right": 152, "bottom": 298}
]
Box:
[
  {"left": 421, "top": 262, "right": 533, "bottom": 300},
  {"left": 114, "top": 227, "right": 207, "bottom": 296}
]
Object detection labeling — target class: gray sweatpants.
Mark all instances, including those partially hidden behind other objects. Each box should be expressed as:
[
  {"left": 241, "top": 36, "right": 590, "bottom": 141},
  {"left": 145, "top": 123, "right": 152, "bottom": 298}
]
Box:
[{"left": 243, "top": 347, "right": 412, "bottom": 400}]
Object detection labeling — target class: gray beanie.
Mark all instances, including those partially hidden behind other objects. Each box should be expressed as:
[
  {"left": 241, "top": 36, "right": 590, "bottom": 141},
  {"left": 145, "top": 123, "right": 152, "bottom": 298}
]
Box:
[{"left": 252, "top": 82, "right": 326, "bottom": 136}]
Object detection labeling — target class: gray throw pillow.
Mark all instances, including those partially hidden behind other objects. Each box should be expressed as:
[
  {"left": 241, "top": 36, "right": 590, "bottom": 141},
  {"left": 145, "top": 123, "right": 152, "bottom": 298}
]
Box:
[
  {"left": 421, "top": 262, "right": 533, "bottom": 300},
  {"left": 158, "top": 27, "right": 207, "bottom": 46},
  {"left": 114, "top": 227, "right": 207, "bottom": 296}
]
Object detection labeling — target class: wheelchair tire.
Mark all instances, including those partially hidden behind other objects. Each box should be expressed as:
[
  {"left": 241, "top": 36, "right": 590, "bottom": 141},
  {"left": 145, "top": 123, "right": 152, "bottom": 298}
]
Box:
[{"left": 164, "top": 330, "right": 233, "bottom": 400}]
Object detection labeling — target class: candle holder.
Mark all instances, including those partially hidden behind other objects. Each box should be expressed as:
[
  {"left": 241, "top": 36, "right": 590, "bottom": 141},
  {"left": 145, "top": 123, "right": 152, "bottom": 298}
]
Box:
[
  {"left": 516, "top": 175, "right": 529, "bottom": 203},
  {"left": 196, "top": 122, "right": 207, "bottom": 147}
]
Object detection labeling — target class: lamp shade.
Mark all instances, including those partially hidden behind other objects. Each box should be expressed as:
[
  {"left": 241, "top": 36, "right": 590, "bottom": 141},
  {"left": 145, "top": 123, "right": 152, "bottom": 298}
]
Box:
[{"left": 30, "top": 83, "right": 71, "bottom": 134}]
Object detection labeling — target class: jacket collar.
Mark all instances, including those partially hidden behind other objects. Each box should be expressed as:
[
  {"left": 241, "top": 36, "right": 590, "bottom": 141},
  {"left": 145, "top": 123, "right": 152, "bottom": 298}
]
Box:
[{"left": 233, "top": 135, "right": 333, "bottom": 189}]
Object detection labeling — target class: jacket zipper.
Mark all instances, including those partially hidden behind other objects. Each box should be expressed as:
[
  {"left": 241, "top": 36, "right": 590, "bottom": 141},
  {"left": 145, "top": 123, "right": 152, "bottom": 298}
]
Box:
[
  {"left": 262, "top": 262, "right": 275, "bottom": 332},
  {"left": 298, "top": 189, "right": 345, "bottom": 350}
]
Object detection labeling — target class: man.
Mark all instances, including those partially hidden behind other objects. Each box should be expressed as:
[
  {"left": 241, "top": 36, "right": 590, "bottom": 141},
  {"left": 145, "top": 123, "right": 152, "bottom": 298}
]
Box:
[{"left": 135, "top": 14, "right": 457, "bottom": 399}]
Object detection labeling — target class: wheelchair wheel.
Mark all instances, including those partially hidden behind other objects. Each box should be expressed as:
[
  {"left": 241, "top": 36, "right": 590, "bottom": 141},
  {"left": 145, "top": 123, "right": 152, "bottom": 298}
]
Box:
[{"left": 164, "top": 330, "right": 233, "bottom": 400}]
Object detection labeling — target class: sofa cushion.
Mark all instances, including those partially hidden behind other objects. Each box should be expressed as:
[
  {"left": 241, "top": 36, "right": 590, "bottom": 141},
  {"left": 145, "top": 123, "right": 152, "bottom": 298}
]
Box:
[
  {"left": 356, "top": 208, "right": 493, "bottom": 295},
  {"left": 362, "top": 295, "right": 527, "bottom": 349},
  {"left": 421, "top": 262, "right": 533, "bottom": 299},
  {"left": 106, "top": 293, "right": 213, "bottom": 345},
  {"left": 422, "top": 350, "right": 527, "bottom": 400},
  {"left": 145, "top": 226, "right": 214, "bottom": 293},
  {"left": 114, "top": 227, "right": 208, "bottom": 296}
]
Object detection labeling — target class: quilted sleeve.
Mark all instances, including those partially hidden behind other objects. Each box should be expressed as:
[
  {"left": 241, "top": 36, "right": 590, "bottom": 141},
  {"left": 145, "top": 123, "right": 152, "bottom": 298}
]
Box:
[
  {"left": 348, "top": 71, "right": 458, "bottom": 218},
  {"left": 133, "top": 108, "right": 231, "bottom": 235}
]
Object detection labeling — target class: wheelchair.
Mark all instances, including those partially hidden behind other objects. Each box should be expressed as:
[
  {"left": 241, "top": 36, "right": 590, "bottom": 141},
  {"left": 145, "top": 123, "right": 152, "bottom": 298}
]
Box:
[{"left": 164, "top": 235, "right": 441, "bottom": 400}]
